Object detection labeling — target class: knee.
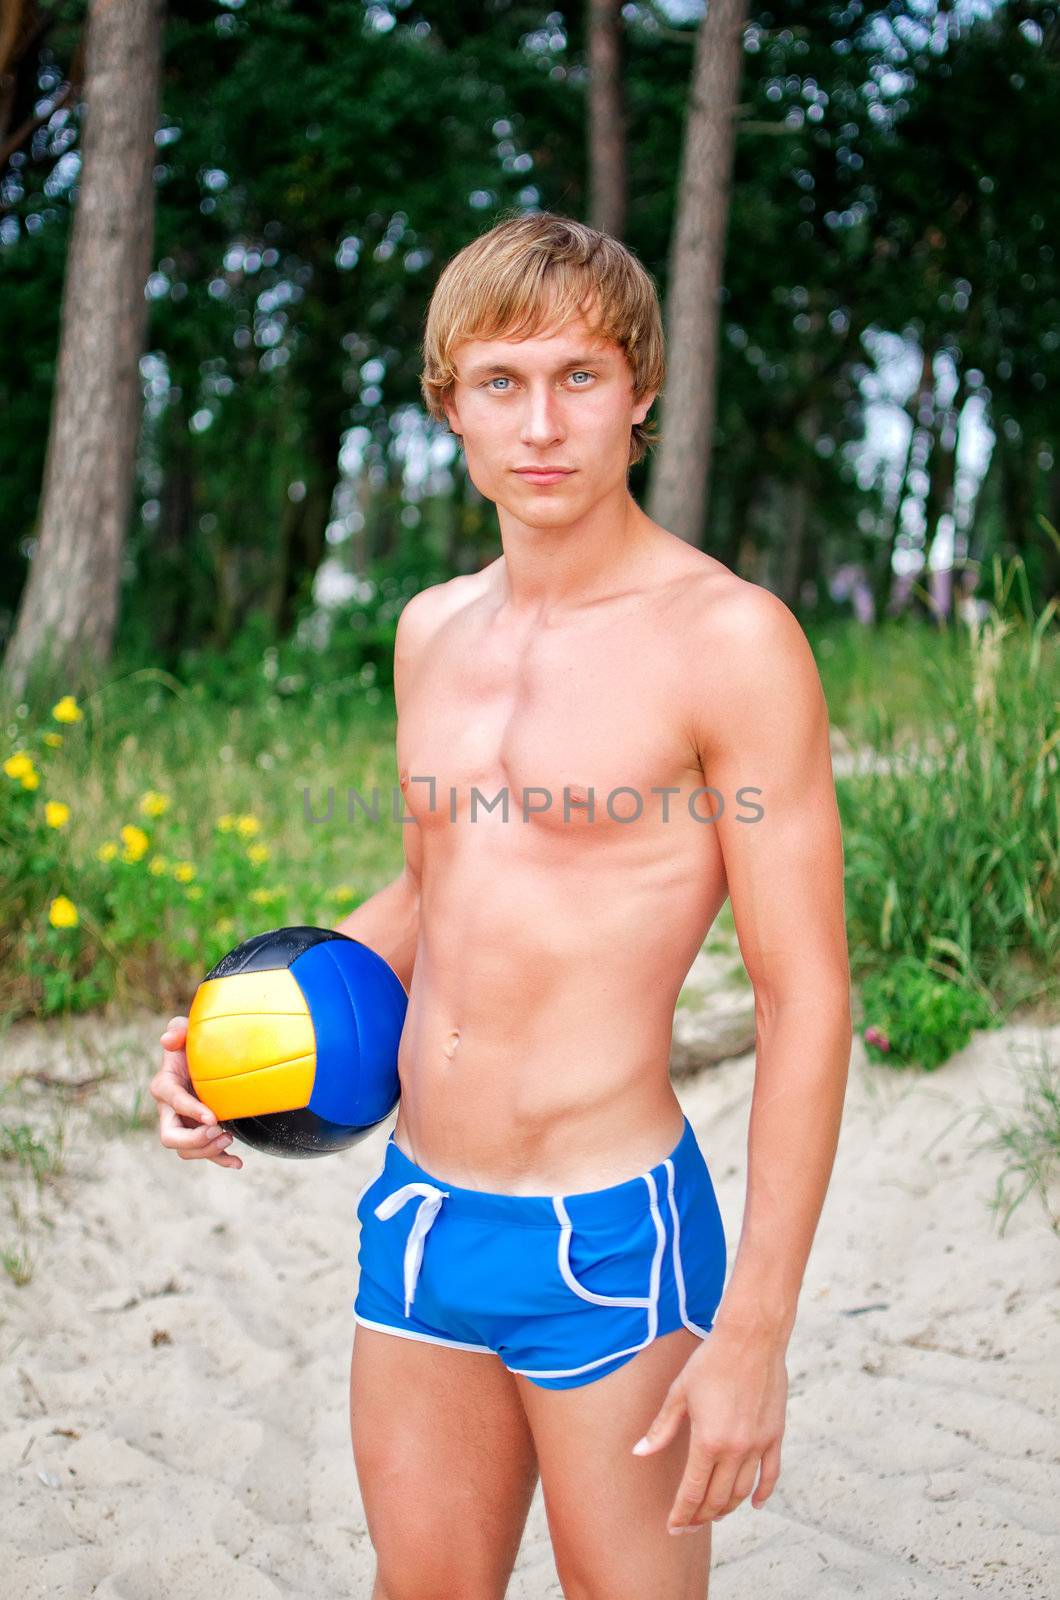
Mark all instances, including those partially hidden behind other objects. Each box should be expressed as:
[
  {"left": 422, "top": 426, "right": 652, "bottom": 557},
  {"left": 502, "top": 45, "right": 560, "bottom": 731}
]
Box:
[{"left": 373, "top": 1560, "right": 505, "bottom": 1600}]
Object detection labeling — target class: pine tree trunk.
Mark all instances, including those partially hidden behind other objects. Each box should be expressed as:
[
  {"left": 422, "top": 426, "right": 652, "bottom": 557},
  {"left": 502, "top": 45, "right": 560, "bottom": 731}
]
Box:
[
  {"left": 1, "top": 0, "right": 164, "bottom": 705},
  {"left": 587, "top": 0, "right": 626, "bottom": 240},
  {"left": 646, "top": 0, "right": 749, "bottom": 546}
]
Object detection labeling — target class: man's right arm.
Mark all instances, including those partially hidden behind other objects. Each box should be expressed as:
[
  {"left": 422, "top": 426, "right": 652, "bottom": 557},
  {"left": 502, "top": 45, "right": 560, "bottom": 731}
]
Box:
[
  {"left": 150, "top": 584, "right": 450, "bottom": 1163},
  {"left": 331, "top": 582, "right": 448, "bottom": 991}
]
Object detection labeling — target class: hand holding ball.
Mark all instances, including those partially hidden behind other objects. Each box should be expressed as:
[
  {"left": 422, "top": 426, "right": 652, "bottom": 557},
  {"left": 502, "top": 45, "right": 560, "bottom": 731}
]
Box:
[{"left": 186, "top": 926, "right": 405, "bottom": 1159}]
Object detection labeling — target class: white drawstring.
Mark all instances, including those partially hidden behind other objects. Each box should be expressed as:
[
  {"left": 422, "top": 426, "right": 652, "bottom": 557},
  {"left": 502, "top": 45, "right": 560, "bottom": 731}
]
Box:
[{"left": 373, "top": 1181, "right": 449, "bottom": 1317}]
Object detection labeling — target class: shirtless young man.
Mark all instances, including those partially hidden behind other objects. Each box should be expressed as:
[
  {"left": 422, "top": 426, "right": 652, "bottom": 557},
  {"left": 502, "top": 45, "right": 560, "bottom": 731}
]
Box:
[{"left": 152, "top": 213, "right": 851, "bottom": 1599}]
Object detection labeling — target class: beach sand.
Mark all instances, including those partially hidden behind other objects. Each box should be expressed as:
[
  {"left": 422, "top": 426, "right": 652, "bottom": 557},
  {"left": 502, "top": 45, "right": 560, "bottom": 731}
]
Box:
[{"left": 0, "top": 1010, "right": 1056, "bottom": 1598}]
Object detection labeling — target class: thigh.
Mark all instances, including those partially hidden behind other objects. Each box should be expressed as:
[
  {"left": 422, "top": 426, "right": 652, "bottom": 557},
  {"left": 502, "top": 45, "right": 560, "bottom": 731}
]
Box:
[
  {"left": 515, "top": 1327, "right": 712, "bottom": 1600},
  {"left": 350, "top": 1324, "right": 540, "bottom": 1600}
]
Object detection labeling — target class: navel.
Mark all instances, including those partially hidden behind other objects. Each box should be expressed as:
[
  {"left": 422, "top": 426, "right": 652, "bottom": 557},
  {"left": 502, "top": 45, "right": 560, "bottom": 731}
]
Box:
[{"left": 442, "top": 1027, "right": 461, "bottom": 1061}]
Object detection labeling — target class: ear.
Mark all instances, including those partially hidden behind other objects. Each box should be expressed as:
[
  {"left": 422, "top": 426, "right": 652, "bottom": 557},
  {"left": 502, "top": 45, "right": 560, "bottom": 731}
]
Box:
[
  {"left": 441, "top": 387, "right": 463, "bottom": 438},
  {"left": 632, "top": 388, "right": 659, "bottom": 427}
]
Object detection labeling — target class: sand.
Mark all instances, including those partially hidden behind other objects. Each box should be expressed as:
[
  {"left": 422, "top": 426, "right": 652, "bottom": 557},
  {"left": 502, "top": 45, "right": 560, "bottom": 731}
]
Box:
[{"left": 0, "top": 1009, "right": 1056, "bottom": 1598}]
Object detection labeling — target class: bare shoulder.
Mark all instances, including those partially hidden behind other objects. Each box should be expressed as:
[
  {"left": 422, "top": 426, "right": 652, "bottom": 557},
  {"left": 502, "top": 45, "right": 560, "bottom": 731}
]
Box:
[
  {"left": 674, "top": 567, "right": 826, "bottom": 758},
  {"left": 675, "top": 561, "right": 815, "bottom": 668},
  {"left": 396, "top": 569, "right": 484, "bottom": 646},
  {"left": 393, "top": 570, "right": 489, "bottom": 708}
]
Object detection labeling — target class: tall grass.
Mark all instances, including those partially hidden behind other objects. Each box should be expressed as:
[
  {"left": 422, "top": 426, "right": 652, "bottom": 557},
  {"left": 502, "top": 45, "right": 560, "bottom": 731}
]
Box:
[{"left": 839, "top": 552, "right": 1058, "bottom": 1017}]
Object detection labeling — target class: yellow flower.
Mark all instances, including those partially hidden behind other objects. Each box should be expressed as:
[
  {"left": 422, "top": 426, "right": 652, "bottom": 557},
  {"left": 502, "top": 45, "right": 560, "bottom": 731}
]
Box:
[
  {"left": 148, "top": 855, "right": 168, "bottom": 876},
  {"left": 48, "top": 895, "right": 79, "bottom": 929},
  {"left": 246, "top": 842, "right": 269, "bottom": 866},
  {"left": 173, "top": 861, "right": 196, "bottom": 883},
  {"left": 185, "top": 884, "right": 203, "bottom": 900},
  {"left": 20, "top": 769, "right": 40, "bottom": 790},
  {"left": 119, "top": 823, "right": 150, "bottom": 862},
  {"left": 51, "top": 695, "right": 83, "bottom": 724},
  {"left": 4, "top": 752, "right": 34, "bottom": 780},
  {"left": 213, "top": 917, "right": 234, "bottom": 936},
  {"left": 42, "top": 731, "right": 63, "bottom": 749},
  {"left": 249, "top": 886, "right": 276, "bottom": 906},
  {"left": 97, "top": 840, "right": 118, "bottom": 862},
  {"left": 330, "top": 885, "right": 356, "bottom": 904},
  {"left": 235, "top": 813, "right": 261, "bottom": 838},
  {"left": 216, "top": 813, "right": 236, "bottom": 833},
  {"left": 138, "top": 790, "right": 170, "bottom": 819},
  {"left": 44, "top": 801, "right": 70, "bottom": 829}
]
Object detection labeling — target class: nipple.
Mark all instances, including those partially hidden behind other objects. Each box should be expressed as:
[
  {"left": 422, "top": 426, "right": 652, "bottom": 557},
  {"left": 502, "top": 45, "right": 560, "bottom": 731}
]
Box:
[{"left": 442, "top": 1028, "right": 461, "bottom": 1061}]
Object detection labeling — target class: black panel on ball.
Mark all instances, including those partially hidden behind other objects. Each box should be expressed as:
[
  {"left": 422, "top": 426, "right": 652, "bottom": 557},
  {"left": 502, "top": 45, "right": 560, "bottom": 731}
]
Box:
[
  {"left": 204, "top": 925, "right": 350, "bottom": 982},
  {"left": 221, "top": 1106, "right": 381, "bottom": 1159}
]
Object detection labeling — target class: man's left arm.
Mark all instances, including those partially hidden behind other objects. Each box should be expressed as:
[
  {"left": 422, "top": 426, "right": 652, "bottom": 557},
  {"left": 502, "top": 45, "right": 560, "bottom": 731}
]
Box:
[
  {"left": 634, "top": 583, "right": 852, "bottom": 1531},
  {"left": 702, "top": 585, "right": 851, "bottom": 1343}
]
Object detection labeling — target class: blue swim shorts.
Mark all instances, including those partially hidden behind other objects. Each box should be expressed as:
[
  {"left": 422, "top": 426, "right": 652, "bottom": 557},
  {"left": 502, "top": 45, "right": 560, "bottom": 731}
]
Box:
[{"left": 352, "top": 1113, "right": 727, "bottom": 1390}]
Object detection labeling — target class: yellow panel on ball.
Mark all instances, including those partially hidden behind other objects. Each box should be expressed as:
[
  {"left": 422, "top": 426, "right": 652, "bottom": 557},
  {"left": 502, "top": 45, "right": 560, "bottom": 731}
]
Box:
[{"left": 187, "top": 969, "right": 316, "bottom": 1121}]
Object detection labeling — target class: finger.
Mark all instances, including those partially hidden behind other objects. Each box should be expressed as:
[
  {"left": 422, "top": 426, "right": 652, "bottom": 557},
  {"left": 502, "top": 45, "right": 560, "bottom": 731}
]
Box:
[
  {"left": 159, "top": 1102, "right": 231, "bottom": 1152},
  {"left": 159, "top": 1016, "right": 189, "bottom": 1049},
  {"left": 152, "top": 1070, "right": 217, "bottom": 1126},
  {"left": 698, "top": 1455, "right": 741, "bottom": 1522},
  {"left": 631, "top": 1384, "right": 687, "bottom": 1456},
  {"left": 209, "top": 1149, "right": 243, "bottom": 1169},
  {"left": 751, "top": 1439, "right": 781, "bottom": 1507},
  {"left": 709, "top": 1452, "right": 761, "bottom": 1519},
  {"left": 170, "top": 1082, "right": 218, "bottom": 1126},
  {"left": 159, "top": 1022, "right": 191, "bottom": 1067},
  {"left": 686, "top": 1450, "right": 761, "bottom": 1525},
  {"left": 666, "top": 1441, "right": 716, "bottom": 1533}
]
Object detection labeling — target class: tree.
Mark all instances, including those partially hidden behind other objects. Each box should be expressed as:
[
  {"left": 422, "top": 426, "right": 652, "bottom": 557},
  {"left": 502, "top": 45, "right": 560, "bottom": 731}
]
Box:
[
  {"left": 587, "top": 0, "right": 627, "bottom": 238},
  {"left": 1, "top": 0, "right": 164, "bottom": 704},
  {"left": 647, "top": 0, "right": 749, "bottom": 545}
]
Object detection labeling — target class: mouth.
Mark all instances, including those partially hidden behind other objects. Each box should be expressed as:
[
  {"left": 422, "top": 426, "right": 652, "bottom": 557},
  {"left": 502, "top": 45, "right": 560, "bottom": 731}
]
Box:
[{"left": 512, "top": 468, "right": 575, "bottom": 486}]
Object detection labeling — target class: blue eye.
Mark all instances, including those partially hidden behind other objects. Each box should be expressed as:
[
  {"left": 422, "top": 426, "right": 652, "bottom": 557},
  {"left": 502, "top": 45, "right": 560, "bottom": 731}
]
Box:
[{"left": 485, "top": 371, "right": 595, "bottom": 391}]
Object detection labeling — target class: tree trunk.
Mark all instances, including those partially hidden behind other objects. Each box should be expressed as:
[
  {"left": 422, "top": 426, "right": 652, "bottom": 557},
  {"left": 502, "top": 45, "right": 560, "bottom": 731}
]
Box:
[
  {"left": 871, "top": 344, "right": 935, "bottom": 619},
  {"left": 646, "top": 0, "right": 749, "bottom": 546},
  {"left": 1, "top": 0, "right": 164, "bottom": 705},
  {"left": 922, "top": 367, "right": 965, "bottom": 623},
  {"left": 587, "top": 0, "right": 626, "bottom": 240}
]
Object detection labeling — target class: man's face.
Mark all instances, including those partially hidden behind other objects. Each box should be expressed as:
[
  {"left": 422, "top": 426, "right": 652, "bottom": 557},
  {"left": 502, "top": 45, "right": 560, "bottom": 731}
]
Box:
[{"left": 442, "top": 311, "right": 656, "bottom": 527}]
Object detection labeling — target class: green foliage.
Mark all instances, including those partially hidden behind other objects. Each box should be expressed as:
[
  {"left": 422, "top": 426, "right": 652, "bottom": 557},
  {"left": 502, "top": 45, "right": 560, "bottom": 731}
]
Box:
[
  {"left": 3, "top": 1, "right": 1057, "bottom": 671},
  {"left": 841, "top": 554, "right": 1059, "bottom": 1018},
  {"left": 0, "top": 669, "right": 400, "bottom": 1021},
  {"left": 859, "top": 954, "right": 996, "bottom": 1072}
]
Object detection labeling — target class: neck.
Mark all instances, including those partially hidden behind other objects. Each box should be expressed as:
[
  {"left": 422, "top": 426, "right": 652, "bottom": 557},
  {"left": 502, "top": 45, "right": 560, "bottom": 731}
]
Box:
[{"left": 493, "top": 480, "right": 657, "bottom": 615}]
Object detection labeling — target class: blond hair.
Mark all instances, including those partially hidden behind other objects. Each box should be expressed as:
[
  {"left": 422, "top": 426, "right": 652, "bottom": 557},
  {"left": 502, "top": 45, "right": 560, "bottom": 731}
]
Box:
[{"left": 420, "top": 211, "right": 665, "bottom": 467}]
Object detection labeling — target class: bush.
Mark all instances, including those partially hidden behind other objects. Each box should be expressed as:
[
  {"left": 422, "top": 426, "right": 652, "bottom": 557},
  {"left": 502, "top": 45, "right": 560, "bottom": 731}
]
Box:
[{"left": 859, "top": 954, "right": 996, "bottom": 1070}]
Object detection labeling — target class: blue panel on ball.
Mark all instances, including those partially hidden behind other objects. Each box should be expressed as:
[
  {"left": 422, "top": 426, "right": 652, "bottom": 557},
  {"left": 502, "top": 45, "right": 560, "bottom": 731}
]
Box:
[{"left": 292, "top": 938, "right": 405, "bottom": 1129}]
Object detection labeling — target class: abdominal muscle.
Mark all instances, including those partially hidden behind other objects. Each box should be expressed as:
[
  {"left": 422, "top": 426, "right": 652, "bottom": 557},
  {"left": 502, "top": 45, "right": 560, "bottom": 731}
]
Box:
[{"left": 391, "top": 828, "right": 725, "bottom": 1195}]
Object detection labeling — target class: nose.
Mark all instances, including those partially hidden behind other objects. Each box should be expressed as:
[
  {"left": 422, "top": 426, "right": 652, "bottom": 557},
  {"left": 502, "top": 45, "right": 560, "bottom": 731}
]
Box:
[{"left": 519, "top": 382, "right": 565, "bottom": 451}]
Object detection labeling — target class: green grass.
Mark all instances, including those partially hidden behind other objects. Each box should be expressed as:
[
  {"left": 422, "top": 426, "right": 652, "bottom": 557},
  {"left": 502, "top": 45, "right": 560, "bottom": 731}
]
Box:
[
  {"left": 809, "top": 615, "right": 972, "bottom": 742},
  {"left": 977, "top": 1046, "right": 1060, "bottom": 1235},
  {"left": 839, "top": 569, "right": 1058, "bottom": 1026},
  {"left": 1, "top": 668, "right": 406, "bottom": 1018}
]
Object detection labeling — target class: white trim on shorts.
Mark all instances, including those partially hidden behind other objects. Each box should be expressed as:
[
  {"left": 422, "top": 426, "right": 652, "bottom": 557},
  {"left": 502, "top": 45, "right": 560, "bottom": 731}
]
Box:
[
  {"left": 353, "top": 1311, "right": 494, "bottom": 1354},
  {"left": 505, "top": 1168, "right": 668, "bottom": 1381},
  {"left": 663, "top": 1155, "right": 715, "bottom": 1339},
  {"left": 353, "top": 1145, "right": 391, "bottom": 1210}
]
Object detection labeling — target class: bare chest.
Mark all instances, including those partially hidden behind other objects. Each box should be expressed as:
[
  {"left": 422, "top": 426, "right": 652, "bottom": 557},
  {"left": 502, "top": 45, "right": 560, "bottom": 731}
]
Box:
[{"left": 397, "top": 608, "right": 699, "bottom": 834}]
